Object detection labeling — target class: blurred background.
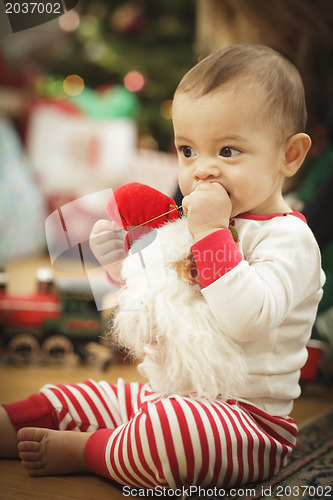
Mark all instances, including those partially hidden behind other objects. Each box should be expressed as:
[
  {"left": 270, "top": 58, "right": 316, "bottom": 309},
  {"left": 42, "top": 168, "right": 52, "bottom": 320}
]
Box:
[
  {"left": 0, "top": 0, "right": 196, "bottom": 265},
  {"left": 0, "top": 0, "right": 332, "bottom": 378}
]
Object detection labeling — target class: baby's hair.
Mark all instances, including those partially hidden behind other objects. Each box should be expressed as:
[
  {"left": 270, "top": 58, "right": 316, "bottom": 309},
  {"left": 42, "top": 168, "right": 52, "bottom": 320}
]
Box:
[{"left": 174, "top": 44, "right": 307, "bottom": 144}]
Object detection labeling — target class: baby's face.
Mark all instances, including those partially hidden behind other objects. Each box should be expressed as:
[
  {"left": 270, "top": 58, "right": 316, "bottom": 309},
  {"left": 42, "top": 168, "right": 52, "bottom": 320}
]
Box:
[{"left": 173, "top": 86, "right": 287, "bottom": 217}]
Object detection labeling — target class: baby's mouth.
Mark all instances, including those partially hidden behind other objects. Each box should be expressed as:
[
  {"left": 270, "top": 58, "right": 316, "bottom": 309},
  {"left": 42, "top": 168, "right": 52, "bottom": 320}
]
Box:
[{"left": 210, "top": 181, "right": 231, "bottom": 196}]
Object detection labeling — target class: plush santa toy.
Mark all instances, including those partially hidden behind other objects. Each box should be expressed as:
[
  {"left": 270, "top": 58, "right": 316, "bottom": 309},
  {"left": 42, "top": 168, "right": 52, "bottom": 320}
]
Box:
[{"left": 106, "top": 183, "right": 247, "bottom": 401}]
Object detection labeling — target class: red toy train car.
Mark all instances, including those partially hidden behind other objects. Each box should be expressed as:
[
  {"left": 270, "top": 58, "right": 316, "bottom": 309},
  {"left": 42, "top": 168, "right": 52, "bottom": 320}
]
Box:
[{"left": 0, "top": 268, "right": 112, "bottom": 367}]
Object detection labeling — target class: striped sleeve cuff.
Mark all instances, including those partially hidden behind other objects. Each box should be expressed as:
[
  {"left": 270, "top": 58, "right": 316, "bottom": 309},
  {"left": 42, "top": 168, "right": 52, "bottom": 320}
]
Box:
[
  {"left": 191, "top": 229, "right": 242, "bottom": 288},
  {"left": 2, "top": 393, "right": 59, "bottom": 431}
]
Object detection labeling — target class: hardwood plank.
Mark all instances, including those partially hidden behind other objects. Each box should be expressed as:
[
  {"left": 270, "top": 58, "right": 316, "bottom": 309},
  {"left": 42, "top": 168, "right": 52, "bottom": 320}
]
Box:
[{"left": 1, "top": 460, "right": 126, "bottom": 500}]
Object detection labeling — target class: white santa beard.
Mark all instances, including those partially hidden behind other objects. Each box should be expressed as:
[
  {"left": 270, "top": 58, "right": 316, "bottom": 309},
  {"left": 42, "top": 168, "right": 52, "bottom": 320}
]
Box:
[{"left": 111, "top": 217, "right": 247, "bottom": 401}]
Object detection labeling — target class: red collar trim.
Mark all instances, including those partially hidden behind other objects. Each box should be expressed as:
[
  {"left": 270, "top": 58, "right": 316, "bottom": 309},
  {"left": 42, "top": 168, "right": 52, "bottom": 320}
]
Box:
[{"left": 236, "top": 211, "right": 307, "bottom": 223}]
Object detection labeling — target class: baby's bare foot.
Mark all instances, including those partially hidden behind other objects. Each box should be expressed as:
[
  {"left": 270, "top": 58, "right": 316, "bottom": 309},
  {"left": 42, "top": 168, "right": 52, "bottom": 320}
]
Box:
[{"left": 17, "top": 427, "right": 92, "bottom": 477}]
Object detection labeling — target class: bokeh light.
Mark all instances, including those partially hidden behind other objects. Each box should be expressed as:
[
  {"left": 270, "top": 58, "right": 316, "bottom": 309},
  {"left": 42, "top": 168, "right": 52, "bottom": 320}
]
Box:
[
  {"left": 49, "top": 79, "right": 65, "bottom": 98},
  {"left": 63, "top": 75, "right": 85, "bottom": 96},
  {"left": 59, "top": 10, "right": 80, "bottom": 32},
  {"left": 123, "top": 71, "right": 145, "bottom": 92},
  {"left": 77, "top": 15, "right": 100, "bottom": 41},
  {"left": 84, "top": 40, "right": 108, "bottom": 63},
  {"left": 160, "top": 99, "right": 173, "bottom": 120}
]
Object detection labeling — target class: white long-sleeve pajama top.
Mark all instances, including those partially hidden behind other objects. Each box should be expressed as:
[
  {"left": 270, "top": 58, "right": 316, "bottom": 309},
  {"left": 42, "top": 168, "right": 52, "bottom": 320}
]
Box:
[{"left": 191, "top": 212, "right": 325, "bottom": 416}]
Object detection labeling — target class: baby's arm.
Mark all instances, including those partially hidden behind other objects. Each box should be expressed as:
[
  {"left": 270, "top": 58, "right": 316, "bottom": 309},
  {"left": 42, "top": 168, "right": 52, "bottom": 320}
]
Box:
[
  {"left": 89, "top": 219, "right": 126, "bottom": 285},
  {"left": 182, "top": 183, "right": 323, "bottom": 342},
  {"left": 193, "top": 216, "right": 323, "bottom": 342}
]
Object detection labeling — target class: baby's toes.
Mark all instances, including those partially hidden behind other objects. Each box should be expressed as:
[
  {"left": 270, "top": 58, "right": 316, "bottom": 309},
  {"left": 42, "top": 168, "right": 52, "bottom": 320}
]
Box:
[
  {"left": 17, "top": 427, "right": 45, "bottom": 443},
  {"left": 17, "top": 439, "right": 41, "bottom": 454},
  {"left": 21, "top": 457, "right": 43, "bottom": 469},
  {"left": 18, "top": 449, "right": 42, "bottom": 461},
  {"left": 22, "top": 460, "right": 48, "bottom": 477}
]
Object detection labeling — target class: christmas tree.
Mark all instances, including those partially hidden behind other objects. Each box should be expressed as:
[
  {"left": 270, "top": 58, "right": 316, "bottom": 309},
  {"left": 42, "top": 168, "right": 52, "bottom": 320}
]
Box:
[{"left": 43, "top": 0, "right": 196, "bottom": 152}]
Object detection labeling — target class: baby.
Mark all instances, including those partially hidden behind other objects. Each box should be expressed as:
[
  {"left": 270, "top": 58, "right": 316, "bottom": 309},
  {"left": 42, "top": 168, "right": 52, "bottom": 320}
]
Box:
[{"left": 0, "top": 44, "right": 324, "bottom": 490}]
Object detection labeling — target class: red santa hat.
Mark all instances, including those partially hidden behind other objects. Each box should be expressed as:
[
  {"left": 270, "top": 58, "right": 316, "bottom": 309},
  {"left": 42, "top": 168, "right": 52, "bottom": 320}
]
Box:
[{"left": 105, "top": 182, "right": 181, "bottom": 250}]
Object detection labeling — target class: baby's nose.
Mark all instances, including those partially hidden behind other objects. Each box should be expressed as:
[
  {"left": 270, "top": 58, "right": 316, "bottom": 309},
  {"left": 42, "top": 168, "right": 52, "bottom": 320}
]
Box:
[{"left": 194, "top": 161, "right": 220, "bottom": 179}]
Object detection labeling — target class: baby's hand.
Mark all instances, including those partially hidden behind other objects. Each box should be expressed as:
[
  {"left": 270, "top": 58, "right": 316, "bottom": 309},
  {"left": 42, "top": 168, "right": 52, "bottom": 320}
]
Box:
[
  {"left": 182, "top": 182, "right": 232, "bottom": 243},
  {"left": 89, "top": 219, "right": 126, "bottom": 284}
]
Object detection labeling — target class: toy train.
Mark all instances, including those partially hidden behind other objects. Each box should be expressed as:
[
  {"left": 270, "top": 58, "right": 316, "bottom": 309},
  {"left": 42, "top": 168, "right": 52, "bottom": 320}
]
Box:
[{"left": 0, "top": 268, "right": 114, "bottom": 368}]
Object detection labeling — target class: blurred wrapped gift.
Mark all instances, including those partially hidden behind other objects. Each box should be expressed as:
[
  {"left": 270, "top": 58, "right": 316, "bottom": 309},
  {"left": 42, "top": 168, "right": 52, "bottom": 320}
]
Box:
[
  {"left": 26, "top": 85, "right": 178, "bottom": 208},
  {"left": 26, "top": 86, "right": 140, "bottom": 205}
]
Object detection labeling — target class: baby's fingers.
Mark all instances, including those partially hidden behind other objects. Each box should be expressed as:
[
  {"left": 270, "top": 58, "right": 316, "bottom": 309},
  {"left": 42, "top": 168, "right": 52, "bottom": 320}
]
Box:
[
  {"left": 181, "top": 194, "right": 191, "bottom": 214},
  {"left": 91, "top": 219, "right": 123, "bottom": 236}
]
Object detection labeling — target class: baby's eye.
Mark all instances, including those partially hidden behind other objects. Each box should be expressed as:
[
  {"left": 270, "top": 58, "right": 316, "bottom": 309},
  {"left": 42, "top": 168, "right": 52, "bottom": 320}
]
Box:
[
  {"left": 220, "top": 147, "right": 240, "bottom": 158},
  {"left": 179, "top": 146, "right": 195, "bottom": 158}
]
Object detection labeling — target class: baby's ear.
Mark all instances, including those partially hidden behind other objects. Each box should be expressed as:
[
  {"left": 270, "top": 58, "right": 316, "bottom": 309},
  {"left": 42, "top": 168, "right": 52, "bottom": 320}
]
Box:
[{"left": 280, "top": 133, "right": 312, "bottom": 177}]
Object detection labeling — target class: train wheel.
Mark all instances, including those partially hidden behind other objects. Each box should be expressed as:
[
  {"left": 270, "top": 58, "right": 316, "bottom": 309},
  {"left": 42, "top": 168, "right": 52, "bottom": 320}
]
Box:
[
  {"left": 42, "top": 335, "right": 74, "bottom": 363},
  {"left": 8, "top": 334, "right": 41, "bottom": 364}
]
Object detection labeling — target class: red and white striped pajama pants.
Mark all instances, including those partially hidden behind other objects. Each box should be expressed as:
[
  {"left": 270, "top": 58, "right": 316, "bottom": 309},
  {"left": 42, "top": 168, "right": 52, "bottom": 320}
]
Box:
[{"left": 3, "top": 378, "right": 297, "bottom": 489}]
